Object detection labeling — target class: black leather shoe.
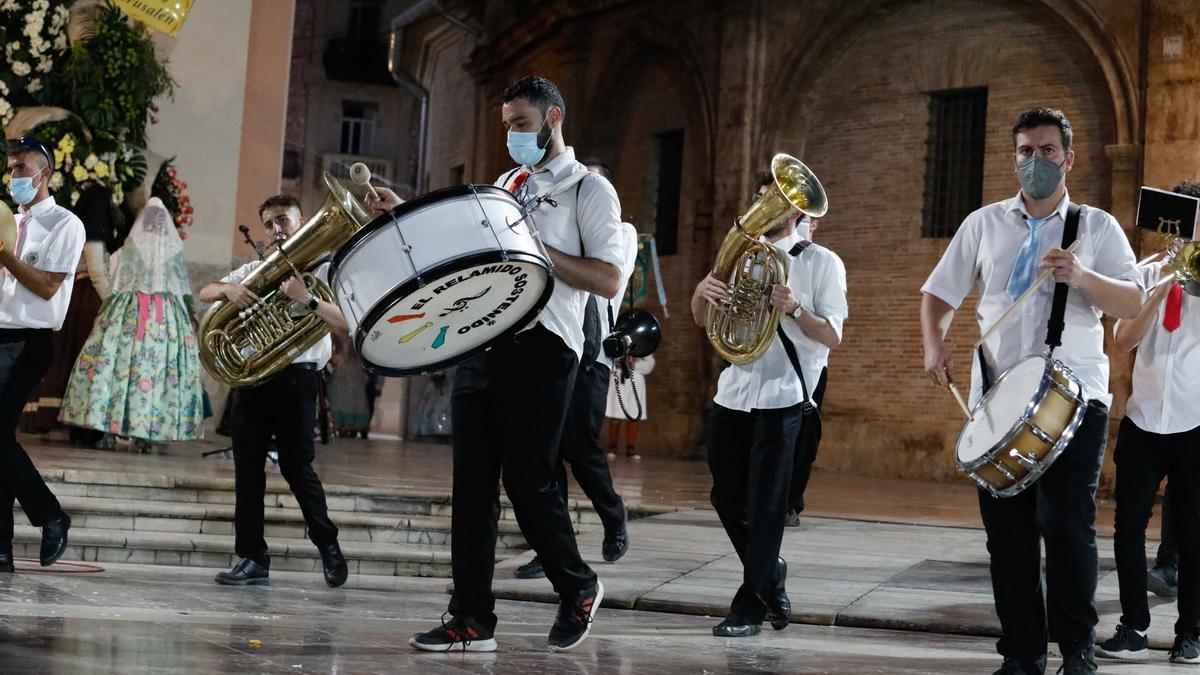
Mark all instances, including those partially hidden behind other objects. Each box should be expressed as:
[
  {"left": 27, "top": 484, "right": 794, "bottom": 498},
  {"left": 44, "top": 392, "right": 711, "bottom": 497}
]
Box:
[
  {"left": 0, "top": 551, "right": 13, "bottom": 574},
  {"left": 514, "top": 556, "right": 545, "bottom": 579},
  {"left": 214, "top": 558, "right": 270, "bottom": 586},
  {"left": 320, "top": 543, "right": 348, "bottom": 588},
  {"left": 712, "top": 618, "right": 761, "bottom": 638},
  {"left": 766, "top": 557, "right": 790, "bottom": 630},
  {"left": 40, "top": 514, "right": 70, "bottom": 567},
  {"left": 602, "top": 506, "right": 630, "bottom": 562},
  {"left": 992, "top": 654, "right": 1046, "bottom": 675}
]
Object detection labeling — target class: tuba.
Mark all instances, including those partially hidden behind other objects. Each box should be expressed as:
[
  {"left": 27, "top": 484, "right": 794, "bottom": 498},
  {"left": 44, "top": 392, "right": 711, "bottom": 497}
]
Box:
[
  {"left": 198, "top": 173, "right": 372, "bottom": 387},
  {"left": 705, "top": 153, "right": 828, "bottom": 364}
]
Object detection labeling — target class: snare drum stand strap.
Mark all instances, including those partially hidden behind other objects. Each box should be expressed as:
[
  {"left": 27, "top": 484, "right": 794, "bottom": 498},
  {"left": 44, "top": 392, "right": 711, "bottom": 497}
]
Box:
[{"left": 1044, "top": 202, "right": 1082, "bottom": 355}]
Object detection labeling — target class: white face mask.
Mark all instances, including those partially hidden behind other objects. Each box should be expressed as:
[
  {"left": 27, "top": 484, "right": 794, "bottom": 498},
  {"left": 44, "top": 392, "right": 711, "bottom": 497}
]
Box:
[{"left": 795, "top": 218, "right": 812, "bottom": 241}]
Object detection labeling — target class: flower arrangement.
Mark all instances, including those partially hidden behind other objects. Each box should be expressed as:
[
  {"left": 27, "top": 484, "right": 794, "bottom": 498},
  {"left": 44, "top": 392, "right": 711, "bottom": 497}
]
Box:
[
  {"left": 151, "top": 161, "right": 192, "bottom": 235},
  {"left": 47, "top": 2, "right": 174, "bottom": 146},
  {"left": 0, "top": 0, "right": 71, "bottom": 125}
]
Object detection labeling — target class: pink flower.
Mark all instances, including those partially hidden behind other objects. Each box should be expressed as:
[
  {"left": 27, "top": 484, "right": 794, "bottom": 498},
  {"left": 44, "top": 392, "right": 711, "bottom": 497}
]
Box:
[
  {"left": 109, "top": 419, "right": 121, "bottom": 433},
  {"left": 137, "top": 377, "right": 153, "bottom": 393}
]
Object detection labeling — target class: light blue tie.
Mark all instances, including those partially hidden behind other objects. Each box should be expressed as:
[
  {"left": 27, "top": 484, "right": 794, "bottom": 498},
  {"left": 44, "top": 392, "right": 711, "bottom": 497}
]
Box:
[{"left": 1006, "top": 217, "right": 1046, "bottom": 300}]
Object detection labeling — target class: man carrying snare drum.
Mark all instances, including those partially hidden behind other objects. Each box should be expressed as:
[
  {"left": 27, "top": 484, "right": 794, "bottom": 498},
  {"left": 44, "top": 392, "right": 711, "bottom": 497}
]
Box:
[
  {"left": 372, "top": 76, "right": 623, "bottom": 653},
  {"left": 1095, "top": 182, "right": 1200, "bottom": 665},
  {"left": 920, "top": 107, "right": 1142, "bottom": 675}
]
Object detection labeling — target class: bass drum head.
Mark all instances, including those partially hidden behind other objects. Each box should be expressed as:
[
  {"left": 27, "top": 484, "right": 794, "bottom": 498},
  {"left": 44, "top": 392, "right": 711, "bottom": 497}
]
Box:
[
  {"left": 955, "top": 355, "right": 1049, "bottom": 465},
  {"left": 355, "top": 251, "right": 553, "bottom": 376}
]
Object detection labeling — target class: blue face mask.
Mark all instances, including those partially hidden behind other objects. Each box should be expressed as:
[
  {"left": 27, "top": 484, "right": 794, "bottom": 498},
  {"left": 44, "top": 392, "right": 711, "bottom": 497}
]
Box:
[
  {"left": 506, "top": 114, "right": 551, "bottom": 166},
  {"left": 8, "top": 174, "right": 40, "bottom": 206}
]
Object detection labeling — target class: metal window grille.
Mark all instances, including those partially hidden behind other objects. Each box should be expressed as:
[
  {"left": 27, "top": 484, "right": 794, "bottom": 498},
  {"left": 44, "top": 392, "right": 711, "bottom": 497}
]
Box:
[{"left": 922, "top": 87, "right": 988, "bottom": 238}]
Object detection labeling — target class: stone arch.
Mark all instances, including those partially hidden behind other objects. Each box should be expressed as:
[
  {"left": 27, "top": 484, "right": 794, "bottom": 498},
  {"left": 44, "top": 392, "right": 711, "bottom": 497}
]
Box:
[{"left": 761, "top": 0, "right": 1138, "bottom": 152}]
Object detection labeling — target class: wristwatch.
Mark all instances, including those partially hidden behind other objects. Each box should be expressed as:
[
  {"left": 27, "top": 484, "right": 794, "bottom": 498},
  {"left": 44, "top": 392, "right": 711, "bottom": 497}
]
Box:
[
  {"left": 790, "top": 301, "right": 804, "bottom": 319},
  {"left": 305, "top": 294, "right": 319, "bottom": 312}
]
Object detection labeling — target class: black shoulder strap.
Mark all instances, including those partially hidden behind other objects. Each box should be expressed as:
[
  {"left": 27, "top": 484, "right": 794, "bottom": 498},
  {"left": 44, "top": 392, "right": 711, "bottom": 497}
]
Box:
[
  {"left": 1045, "top": 203, "right": 1082, "bottom": 351},
  {"left": 776, "top": 240, "right": 814, "bottom": 413}
]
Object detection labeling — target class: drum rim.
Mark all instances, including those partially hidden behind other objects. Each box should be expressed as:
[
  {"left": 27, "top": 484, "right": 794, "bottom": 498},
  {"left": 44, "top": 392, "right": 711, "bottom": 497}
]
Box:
[
  {"left": 351, "top": 249, "right": 555, "bottom": 377},
  {"left": 331, "top": 184, "right": 516, "bottom": 270},
  {"left": 954, "top": 353, "right": 1086, "bottom": 497}
]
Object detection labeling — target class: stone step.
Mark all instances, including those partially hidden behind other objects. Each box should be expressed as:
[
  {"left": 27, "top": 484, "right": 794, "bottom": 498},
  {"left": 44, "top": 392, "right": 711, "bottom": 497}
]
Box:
[
  {"left": 10, "top": 525, "right": 507, "bottom": 578},
  {"left": 41, "top": 468, "right": 623, "bottom": 526},
  {"left": 41, "top": 495, "right": 530, "bottom": 549}
]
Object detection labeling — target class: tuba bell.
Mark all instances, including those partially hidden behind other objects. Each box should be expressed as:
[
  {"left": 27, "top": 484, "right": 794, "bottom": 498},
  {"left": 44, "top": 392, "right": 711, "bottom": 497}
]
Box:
[
  {"left": 198, "top": 173, "right": 372, "bottom": 387},
  {"left": 705, "top": 153, "right": 828, "bottom": 364}
]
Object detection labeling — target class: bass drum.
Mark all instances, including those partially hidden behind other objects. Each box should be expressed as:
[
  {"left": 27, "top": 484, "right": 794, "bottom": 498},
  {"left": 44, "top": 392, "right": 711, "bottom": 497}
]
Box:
[{"left": 329, "top": 184, "right": 553, "bottom": 376}]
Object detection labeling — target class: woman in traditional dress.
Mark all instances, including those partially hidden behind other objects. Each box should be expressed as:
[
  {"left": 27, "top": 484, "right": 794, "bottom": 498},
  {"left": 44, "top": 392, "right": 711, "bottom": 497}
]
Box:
[{"left": 59, "top": 198, "right": 204, "bottom": 451}]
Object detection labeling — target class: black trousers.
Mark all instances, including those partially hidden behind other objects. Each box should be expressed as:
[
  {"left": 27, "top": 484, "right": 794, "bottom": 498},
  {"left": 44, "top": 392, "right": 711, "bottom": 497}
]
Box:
[
  {"left": 978, "top": 400, "right": 1108, "bottom": 661},
  {"left": 231, "top": 364, "right": 338, "bottom": 564},
  {"left": 557, "top": 361, "right": 625, "bottom": 532},
  {"left": 1111, "top": 418, "right": 1200, "bottom": 635},
  {"left": 447, "top": 325, "right": 596, "bottom": 631},
  {"left": 789, "top": 367, "right": 827, "bottom": 513},
  {"left": 0, "top": 329, "right": 63, "bottom": 546},
  {"left": 1159, "top": 482, "right": 1179, "bottom": 569},
  {"left": 706, "top": 402, "right": 802, "bottom": 623}
]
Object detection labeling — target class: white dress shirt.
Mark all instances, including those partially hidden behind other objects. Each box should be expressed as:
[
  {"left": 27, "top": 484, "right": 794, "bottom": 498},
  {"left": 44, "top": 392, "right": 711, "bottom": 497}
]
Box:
[
  {"left": 221, "top": 260, "right": 333, "bottom": 369},
  {"left": 0, "top": 196, "right": 86, "bottom": 330},
  {"left": 597, "top": 222, "right": 640, "bottom": 371},
  {"left": 494, "top": 147, "right": 625, "bottom": 360},
  {"left": 1123, "top": 261, "right": 1200, "bottom": 434},
  {"left": 714, "top": 229, "right": 849, "bottom": 412},
  {"left": 922, "top": 191, "right": 1141, "bottom": 407}
]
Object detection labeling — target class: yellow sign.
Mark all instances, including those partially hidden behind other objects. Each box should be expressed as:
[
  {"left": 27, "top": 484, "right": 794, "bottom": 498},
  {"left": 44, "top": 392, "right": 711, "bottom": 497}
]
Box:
[{"left": 112, "top": 0, "right": 194, "bottom": 37}]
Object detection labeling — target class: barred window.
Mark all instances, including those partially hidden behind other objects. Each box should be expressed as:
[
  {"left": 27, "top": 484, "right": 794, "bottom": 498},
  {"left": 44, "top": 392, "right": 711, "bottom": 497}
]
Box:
[{"left": 922, "top": 87, "right": 988, "bottom": 238}]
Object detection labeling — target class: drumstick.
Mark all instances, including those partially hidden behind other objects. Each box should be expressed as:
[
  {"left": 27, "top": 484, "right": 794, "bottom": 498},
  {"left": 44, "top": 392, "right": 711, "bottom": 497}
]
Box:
[
  {"left": 946, "top": 375, "right": 972, "bottom": 421},
  {"left": 974, "top": 241, "right": 1080, "bottom": 349},
  {"left": 350, "top": 162, "right": 382, "bottom": 201}
]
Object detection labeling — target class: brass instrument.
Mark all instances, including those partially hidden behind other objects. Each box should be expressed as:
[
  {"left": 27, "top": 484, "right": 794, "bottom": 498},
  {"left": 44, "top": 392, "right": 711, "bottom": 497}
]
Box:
[
  {"left": 1141, "top": 216, "right": 1200, "bottom": 296},
  {"left": 705, "top": 153, "right": 828, "bottom": 364},
  {"left": 198, "top": 173, "right": 371, "bottom": 387}
]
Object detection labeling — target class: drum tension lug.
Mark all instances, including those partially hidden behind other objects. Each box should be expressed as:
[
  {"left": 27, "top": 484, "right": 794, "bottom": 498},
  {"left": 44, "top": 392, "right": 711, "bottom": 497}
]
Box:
[
  {"left": 1009, "top": 448, "right": 1040, "bottom": 470},
  {"left": 481, "top": 219, "right": 491, "bottom": 228}
]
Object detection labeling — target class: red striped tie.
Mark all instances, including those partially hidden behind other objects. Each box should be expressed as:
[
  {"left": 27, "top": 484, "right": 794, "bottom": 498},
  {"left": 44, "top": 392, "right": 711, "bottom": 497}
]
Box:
[{"left": 1164, "top": 281, "right": 1183, "bottom": 332}]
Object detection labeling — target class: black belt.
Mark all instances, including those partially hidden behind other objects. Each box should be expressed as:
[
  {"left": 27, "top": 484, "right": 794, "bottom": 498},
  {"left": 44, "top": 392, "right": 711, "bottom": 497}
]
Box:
[
  {"left": 0, "top": 328, "right": 51, "bottom": 343},
  {"left": 287, "top": 362, "right": 319, "bottom": 372}
]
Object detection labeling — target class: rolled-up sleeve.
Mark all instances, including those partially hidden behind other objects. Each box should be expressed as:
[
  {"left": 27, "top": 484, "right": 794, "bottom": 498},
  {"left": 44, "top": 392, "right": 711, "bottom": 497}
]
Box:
[
  {"left": 921, "top": 217, "right": 981, "bottom": 309},
  {"left": 220, "top": 261, "right": 258, "bottom": 285},
  {"left": 811, "top": 251, "right": 848, "bottom": 342},
  {"left": 577, "top": 174, "right": 625, "bottom": 269}
]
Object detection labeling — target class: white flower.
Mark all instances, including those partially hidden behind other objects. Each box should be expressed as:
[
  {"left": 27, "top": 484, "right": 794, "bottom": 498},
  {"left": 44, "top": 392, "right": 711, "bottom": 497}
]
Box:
[
  {"left": 11, "top": 61, "right": 30, "bottom": 77},
  {"left": 70, "top": 190, "right": 79, "bottom": 205},
  {"left": 0, "top": 81, "right": 8, "bottom": 96},
  {"left": 0, "top": 98, "right": 12, "bottom": 126},
  {"left": 53, "top": 33, "right": 65, "bottom": 51},
  {"left": 48, "top": 172, "right": 62, "bottom": 190},
  {"left": 35, "top": 57, "right": 50, "bottom": 73},
  {"left": 0, "top": 0, "right": 19, "bottom": 11},
  {"left": 83, "top": 154, "right": 97, "bottom": 169},
  {"left": 4, "top": 42, "right": 17, "bottom": 57},
  {"left": 33, "top": 0, "right": 49, "bottom": 10},
  {"left": 26, "top": 78, "right": 39, "bottom": 93}
]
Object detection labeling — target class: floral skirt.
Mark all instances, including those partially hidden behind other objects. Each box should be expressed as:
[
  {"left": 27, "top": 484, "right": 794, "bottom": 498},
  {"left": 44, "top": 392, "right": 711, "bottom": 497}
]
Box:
[{"left": 59, "top": 291, "right": 205, "bottom": 441}]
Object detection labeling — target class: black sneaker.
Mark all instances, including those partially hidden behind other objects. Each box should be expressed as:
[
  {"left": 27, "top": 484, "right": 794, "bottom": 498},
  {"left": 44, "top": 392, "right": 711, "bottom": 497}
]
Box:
[
  {"left": 1171, "top": 632, "right": 1200, "bottom": 664},
  {"left": 1148, "top": 565, "right": 1179, "bottom": 598},
  {"left": 548, "top": 581, "right": 603, "bottom": 652},
  {"left": 992, "top": 655, "right": 1046, "bottom": 675},
  {"left": 1096, "top": 623, "right": 1149, "bottom": 660},
  {"left": 514, "top": 556, "right": 545, "bottom": 579},
  {"left": 602, "top": 506, "right": 629, "bottom": 563},
  {"left": 785, "top": 510, "right": 800, "bottom": 528},
  {"left": 409, "top": 614, "right": 496, "bottom": 652},
  {"left": 1056, "top": 649, "right": 1096, "bottom": 675},
  {"left": 214, "top": 558, "right": 270, "bottom": 586}
]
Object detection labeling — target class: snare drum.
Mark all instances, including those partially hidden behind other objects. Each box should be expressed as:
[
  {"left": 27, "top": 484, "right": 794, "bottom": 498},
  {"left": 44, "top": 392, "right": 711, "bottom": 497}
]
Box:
[
  {"left": 330, "top": 184, "right": 553, "bottom": 375},
  {"left": 954, "top": 354, "right": 1086, "bottom": 498}
]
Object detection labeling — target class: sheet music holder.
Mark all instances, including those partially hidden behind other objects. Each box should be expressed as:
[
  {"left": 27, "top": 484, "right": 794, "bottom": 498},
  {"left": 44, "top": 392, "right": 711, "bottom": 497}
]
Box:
[{"left": 1136, "top": 185, "right": 1199, "bottom": 240}]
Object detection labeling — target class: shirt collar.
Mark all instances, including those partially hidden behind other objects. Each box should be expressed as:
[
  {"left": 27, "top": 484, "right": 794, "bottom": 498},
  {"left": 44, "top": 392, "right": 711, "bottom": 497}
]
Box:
[
  {"left": 1004, "top": 189, "right": 1070, "bottom": 224},
  {"left": 19, "top": 195, "right": 57, "bottom": 219},
  {"left": 528, "top": 146, "right": 578, "bottom": 180}
]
